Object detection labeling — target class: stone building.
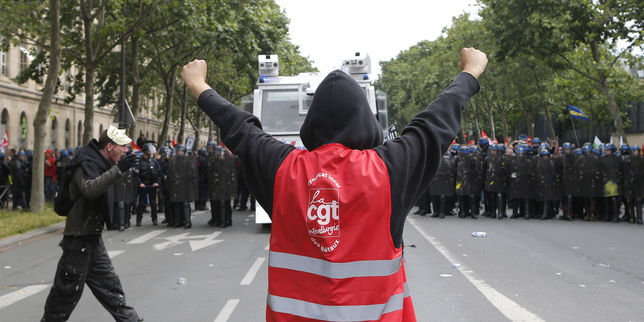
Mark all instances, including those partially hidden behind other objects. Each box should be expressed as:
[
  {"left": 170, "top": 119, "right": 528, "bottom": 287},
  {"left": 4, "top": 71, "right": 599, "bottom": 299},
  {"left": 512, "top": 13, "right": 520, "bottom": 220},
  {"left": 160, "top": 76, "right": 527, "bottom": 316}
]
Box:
[{"left": 0, "top": 41, "right": 210, "bottom": 152}]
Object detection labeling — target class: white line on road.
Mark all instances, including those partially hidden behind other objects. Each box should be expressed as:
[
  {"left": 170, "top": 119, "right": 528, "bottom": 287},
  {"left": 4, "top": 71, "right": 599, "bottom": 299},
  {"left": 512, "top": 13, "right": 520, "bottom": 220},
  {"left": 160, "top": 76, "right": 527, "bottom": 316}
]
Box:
[
  {"left": 408, "top": 218, "right": 545, "bottom": 322},
  {"left": 213, "top": 299, "right": 240, "bottom": 322},
  {"left": 126, "top": 230, "right": 166, "bottom": 244},
  {"left": 108, "top": 250, "right": 125, "bottom": 259},
  {"left": 240, "top": 257, "right": 265, "bottom": 285},
  {"left": 265, "top": 243, "right": 269, "bottom": 251},
  {"left": 0, "top": 284, "right": 50, "bottom": 310}
]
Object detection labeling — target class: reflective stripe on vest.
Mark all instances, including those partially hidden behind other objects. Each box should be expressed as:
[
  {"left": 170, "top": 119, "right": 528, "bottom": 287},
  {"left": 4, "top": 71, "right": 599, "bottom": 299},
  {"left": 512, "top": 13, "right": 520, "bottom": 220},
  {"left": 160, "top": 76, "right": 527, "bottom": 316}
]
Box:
[
  {"left": 269, "top": 251, "right": 402, "bottom": 279},
  {"left": 268, "top": 283, "right": 411, "bottom": 321}
]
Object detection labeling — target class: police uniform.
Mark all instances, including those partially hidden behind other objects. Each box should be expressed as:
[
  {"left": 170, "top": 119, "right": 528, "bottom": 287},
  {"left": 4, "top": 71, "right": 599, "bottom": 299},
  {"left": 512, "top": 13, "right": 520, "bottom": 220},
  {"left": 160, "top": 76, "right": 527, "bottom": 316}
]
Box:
[
  {"left": 536, "top": 148, "right": 563, "bottom": 219},
  {"left": 578, "top": 146, "right": 603, "bottom": 221},
  {"left": 135, "top": 145, "right": 161, "bottom": 226},
  {"left": 510, "top": 145, "right": 536, "bottom": 219},
  {"left": 623, "top": 146, "right": 643, "bottom": 224},
  {"left": 167, "top": 144, "right": 198, "bottom": 228},
  {"left": 428, "top": 152, "right": 456, "bottom": 218},
  {"left": 601, "top": 145, "right": 623, "bottom": 222}
]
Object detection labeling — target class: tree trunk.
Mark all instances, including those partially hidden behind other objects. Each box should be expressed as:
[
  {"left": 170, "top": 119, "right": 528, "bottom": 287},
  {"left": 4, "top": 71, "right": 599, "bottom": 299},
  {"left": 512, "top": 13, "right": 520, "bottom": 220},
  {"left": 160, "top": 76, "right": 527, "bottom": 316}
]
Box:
[
  {"left": 488, "top": 106, "right": 495, "bottom": 141},
  {"left": 82, "top": 65, "right": 94, "bottom": 145},
  {"left": 521, "top": 104, "right": 535, "bottom": 138},
  {"left": 128, "top": 36, "right": 141, "bottom": 139},
  {"left": 81, "top": 5, "right": 95, "bottom": 145},
  {"left": 473, "top": 100, "right": 481, "bottom": 140},
  {"left": 31, "top": 0, "right": 60, "bottom": 213},
  {"left": 158, "top": 70, "right": 175, "bottom": 146},
  {"left": 178, "top": 83, "right": 187, "bottom": 144},
  {"left": 590, "top": 42, "right": 627, "bottom": 143},
  {"left": 501, "top": 105, "right": 508, "bottom": 141},
  {"left": 460, "top": 102, "right": 468, "bottom": 143},
  {"left": 194, "top": 110, "right": 201, "bottom": 151},
  {"left": 543, "top": 104, "right": 556, "bottom": 140}
]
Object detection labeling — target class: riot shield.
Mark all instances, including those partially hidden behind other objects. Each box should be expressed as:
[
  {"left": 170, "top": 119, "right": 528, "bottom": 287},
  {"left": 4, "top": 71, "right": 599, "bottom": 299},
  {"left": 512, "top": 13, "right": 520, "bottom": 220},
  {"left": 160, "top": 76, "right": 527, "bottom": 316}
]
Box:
[{"left": 167, "top": 155, "right": 198, "bottom": 202}]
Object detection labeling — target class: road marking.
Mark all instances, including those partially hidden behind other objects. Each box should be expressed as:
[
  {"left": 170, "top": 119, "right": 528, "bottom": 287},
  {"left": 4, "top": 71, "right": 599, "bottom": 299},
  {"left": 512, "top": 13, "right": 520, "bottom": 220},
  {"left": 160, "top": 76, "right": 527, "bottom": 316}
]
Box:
[
  {"left": 265, "top": 243, "right": 269, "bottom": 251},
  {"left": 240, "top": 257, "right": 265, "bottom": 285},
  {"left": 0, "top": 284, "right": 50, "bottom": 309},
  {"left": 108, "top": 250, "right": 125, "bottom": 259},
  {"left": 408, "top": 218, "right": 545, "bottom": 322},
  {"left": 127, "top": 230, "right": 166, "bottom": 244},
  {"left": 213, "top": 299, "right": 240, "bottom": 322},
  {"left": 153, "top": 231, "right": 223, "bottom": 251}
]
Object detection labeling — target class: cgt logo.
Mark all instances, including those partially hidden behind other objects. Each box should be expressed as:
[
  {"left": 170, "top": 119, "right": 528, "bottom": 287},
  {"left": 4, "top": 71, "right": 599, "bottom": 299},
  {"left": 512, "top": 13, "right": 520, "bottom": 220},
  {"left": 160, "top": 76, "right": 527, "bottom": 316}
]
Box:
[{"left": 306, "top": 189, "right": 340, "bottom": 237}]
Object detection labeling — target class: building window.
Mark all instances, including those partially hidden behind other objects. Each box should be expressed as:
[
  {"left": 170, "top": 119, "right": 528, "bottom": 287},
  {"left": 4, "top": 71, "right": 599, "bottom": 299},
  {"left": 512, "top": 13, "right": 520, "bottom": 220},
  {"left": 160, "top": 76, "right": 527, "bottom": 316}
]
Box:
[
  {"left": 77, "top": 121, "right": 82, "bottom": 146},
  {"left": 0, "top": 37, "right": 7, "bottom": 76},
  {"left": 20, "top": 46, "right": 29, "bottom": 74},
  {"left": 1, "top": 51, "right": 6, "bottom": 76},
  {"left": 51, "top": 117, "right": 57, "bottom": 149},
  {"left": 20, "top": 112, "right": 27, "bottom": 147},
  {"left": 1, "top": 109, "right": 7, "bottom": 136},
  {"left": 64, "top": 119, "right": 70, "bottom": 148}
]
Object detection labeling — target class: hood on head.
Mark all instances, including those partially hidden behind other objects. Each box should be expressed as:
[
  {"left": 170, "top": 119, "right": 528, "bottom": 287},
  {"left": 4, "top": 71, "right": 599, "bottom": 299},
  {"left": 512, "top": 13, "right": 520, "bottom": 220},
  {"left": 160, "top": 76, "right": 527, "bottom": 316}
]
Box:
[{"left": 299, "top": 70, "right": 383, "bottom": 151}]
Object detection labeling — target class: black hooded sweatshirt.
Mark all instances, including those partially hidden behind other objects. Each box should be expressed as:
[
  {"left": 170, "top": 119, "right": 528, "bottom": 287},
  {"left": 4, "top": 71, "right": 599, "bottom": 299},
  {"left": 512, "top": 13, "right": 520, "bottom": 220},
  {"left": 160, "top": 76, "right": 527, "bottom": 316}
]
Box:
[
  {"left": 198, "top": 71, "right": 479, "bottom": 248},
  {"left": 63, "top": 139, "right": 122, "bottom": 235}
]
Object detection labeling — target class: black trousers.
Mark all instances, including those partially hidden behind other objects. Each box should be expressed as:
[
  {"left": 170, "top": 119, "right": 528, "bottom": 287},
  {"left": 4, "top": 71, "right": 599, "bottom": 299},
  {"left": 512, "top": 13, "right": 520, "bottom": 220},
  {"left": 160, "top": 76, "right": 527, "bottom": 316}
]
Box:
[
  {"left": 136, "top": 186, "right": 157, "bottom": 222},
  {"left": 42, "top": 236, "right": 139, "bottom": 322},
  {"left": 210, "top": 199, "right": 232, "bottom": 226}
]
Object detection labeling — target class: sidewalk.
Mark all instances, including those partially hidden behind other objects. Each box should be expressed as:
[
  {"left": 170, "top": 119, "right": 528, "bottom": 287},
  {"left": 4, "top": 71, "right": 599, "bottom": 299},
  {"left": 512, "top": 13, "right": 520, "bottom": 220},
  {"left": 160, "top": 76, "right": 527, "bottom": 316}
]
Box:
[{"left": 0, "top": 222, "right": 65, "bottom": 249}]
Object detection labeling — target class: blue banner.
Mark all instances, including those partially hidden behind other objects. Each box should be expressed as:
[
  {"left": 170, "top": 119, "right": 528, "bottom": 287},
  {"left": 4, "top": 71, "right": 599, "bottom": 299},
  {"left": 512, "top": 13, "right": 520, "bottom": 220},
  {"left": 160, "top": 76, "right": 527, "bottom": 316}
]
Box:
[{"left": 567, "top": 104, "right": 589, "bottom": 122}]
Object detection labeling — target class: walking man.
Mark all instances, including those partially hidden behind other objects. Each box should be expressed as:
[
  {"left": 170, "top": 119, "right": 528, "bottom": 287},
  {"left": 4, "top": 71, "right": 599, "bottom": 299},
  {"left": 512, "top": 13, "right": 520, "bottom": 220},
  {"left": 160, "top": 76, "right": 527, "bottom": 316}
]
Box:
[{"left": 41, "top": 125, "right": 141, "bottom": 322}]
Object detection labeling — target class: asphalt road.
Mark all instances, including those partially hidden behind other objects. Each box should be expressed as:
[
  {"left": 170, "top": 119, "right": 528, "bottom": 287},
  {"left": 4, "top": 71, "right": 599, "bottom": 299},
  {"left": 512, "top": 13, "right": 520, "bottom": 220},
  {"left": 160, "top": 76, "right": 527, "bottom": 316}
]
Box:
[{"left": 1, "top": 209, "right": 643, "bottom": 322}]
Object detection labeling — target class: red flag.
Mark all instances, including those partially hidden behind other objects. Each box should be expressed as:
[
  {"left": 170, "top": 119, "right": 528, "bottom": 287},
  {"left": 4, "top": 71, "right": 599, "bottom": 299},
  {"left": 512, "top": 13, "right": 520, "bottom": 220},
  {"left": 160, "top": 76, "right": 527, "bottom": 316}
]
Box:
[
  {"left": 130, "top": 141, "right": 142, "bottom": 151},
  {"left": 0, "top": 130, "right": 8, "bottom": 148},
  {"left": 171, "top": 140, "right": 177, "bottom": 147},
  {"left": 504, "top": 137, "right": 508, "bottom": 145},
  {"left": 528, "top": 136, "right": 533, "bottom": 147},
  {"left": 468, "top": 139, "right": 474, "bottom": 145},
  {"left": 481, "top": 130, "right": 488, "bottom": 139}
]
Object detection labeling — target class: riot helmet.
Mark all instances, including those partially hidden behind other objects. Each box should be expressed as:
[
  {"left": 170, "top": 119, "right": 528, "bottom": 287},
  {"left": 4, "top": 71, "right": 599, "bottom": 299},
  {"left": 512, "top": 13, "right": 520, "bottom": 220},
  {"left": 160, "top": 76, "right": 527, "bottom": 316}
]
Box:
[{"left": 175, "top": 144, "right": 187, "bottom": 156}]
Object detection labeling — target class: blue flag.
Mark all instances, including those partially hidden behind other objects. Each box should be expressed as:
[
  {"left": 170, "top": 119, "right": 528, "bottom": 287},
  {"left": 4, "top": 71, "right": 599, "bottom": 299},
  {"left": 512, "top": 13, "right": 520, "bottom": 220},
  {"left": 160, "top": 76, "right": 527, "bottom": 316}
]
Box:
[{"left": 567, "top": 104, "right": 589, "bottom": 122}]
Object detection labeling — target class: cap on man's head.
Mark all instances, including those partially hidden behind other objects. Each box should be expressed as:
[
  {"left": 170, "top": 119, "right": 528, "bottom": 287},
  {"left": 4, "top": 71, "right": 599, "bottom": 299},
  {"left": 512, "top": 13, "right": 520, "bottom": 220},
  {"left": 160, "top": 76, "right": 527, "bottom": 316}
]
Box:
[
  {"left": 45, "top": 149, "right": 52, "bottom": 154},
  {"left": 105, "top": 125, "right": 132, "bottom": 145}
]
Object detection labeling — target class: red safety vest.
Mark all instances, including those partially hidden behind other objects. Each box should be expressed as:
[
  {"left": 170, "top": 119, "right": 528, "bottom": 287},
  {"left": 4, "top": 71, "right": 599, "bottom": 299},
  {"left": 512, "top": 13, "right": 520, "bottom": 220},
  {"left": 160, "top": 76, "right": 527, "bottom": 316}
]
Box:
[{"left": 267, "top": 143, "right": 415, "bottom": 321}]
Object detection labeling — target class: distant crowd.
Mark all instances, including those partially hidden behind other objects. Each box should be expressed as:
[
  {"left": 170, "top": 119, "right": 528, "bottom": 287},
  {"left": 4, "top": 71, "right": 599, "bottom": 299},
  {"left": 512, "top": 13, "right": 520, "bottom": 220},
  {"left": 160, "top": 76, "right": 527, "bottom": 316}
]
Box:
[
  {"left": 0, "top": 133, "right": 253, "bottom": 231},
  {"left": 414, "top": 135, "right": 644, "bottom": 224}
]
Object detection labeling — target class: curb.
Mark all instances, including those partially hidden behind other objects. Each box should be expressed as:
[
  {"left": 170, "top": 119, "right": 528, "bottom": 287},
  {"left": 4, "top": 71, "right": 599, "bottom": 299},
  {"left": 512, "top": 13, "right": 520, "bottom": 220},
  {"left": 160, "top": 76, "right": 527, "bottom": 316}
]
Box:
[{"left": 0, "top": 222, "right": 65, "bottom": 249}]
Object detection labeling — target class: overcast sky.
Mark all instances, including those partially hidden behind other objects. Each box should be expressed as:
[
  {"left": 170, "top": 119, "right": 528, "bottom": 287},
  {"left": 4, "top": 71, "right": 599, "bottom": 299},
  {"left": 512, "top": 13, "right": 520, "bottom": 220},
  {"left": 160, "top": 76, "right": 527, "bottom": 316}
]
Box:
[{"left": 274, "top": 0, "right": 480, "bottom": 78}]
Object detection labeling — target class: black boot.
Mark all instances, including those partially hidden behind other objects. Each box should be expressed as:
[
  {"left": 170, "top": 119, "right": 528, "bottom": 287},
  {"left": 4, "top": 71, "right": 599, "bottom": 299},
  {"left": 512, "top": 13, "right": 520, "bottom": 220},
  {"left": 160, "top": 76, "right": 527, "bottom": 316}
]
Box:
[
  {"left": 438, "top": 196, "right": 447, "bottom": 219},
  {"left": 183, "top": 202, "right": 192, "bottom": 229},
  {"left": 610, "top": 197, "right": 620, "bottom": 222},
  {"left": 560, "top": 195, "right": 572, "bottom": 220},
  {"left": 634, "top": 199, "right": 642, "bottom": 224}
]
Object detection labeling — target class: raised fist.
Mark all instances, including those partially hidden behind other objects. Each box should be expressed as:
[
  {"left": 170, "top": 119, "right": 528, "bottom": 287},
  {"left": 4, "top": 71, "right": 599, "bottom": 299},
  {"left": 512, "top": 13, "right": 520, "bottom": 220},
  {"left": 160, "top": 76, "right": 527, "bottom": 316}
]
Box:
[{"left": 460, "top": 47, "right": 488, "bottom": 79}]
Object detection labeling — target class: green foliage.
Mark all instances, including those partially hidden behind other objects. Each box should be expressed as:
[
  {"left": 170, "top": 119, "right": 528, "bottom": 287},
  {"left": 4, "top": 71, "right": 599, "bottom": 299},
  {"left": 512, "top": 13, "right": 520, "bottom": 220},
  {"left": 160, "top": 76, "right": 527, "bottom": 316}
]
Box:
[{"left": 378, "top": 3, "right": 642, "bottom": 142}]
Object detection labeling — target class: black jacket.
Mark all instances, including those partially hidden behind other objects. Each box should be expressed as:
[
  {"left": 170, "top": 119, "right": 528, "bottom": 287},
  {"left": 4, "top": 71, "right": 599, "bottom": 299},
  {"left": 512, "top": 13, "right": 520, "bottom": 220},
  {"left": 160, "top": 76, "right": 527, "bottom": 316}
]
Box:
[
  {"left": 198, "top": 71, "right": 479, "bottom": 248},
  {"left": 63, "top": 139, "right": 124, "bottom": 235}
]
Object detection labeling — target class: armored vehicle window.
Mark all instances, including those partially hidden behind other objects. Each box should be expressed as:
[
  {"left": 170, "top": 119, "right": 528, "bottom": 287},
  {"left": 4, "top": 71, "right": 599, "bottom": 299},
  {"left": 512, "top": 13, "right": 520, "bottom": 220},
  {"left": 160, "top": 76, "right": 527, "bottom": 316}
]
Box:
[{"left": 261, "top": 89, "right": 307, "bottom": 133}]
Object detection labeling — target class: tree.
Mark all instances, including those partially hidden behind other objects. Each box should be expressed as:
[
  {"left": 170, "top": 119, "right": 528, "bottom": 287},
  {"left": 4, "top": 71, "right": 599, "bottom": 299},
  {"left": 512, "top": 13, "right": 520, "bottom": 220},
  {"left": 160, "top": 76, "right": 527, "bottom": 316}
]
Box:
[
  {"left": 480, "top": 0, "right": 643, "bottom": 142},
  {"left": 0, "top": 0, "right": 61, "bottom": 213}
]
